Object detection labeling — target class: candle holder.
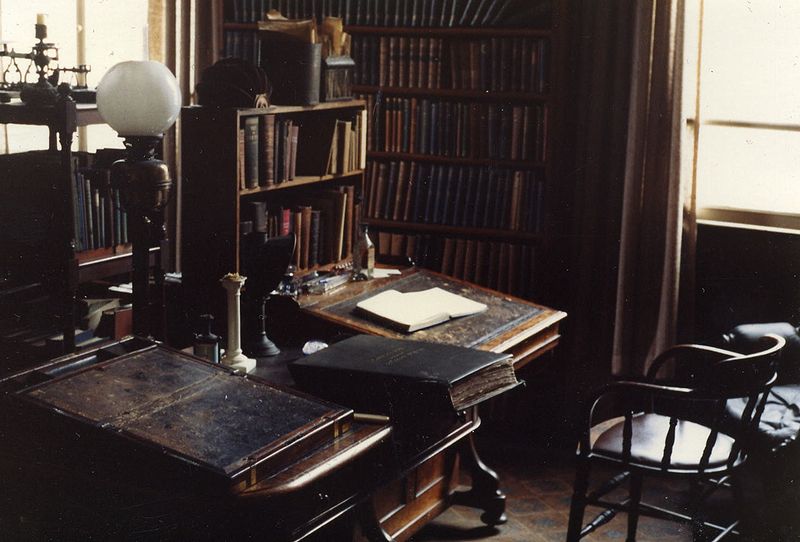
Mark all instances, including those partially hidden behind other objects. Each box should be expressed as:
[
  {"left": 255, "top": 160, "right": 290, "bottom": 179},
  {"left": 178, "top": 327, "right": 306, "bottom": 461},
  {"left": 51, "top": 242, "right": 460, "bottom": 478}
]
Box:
[{"left": 220, "top": 273, "right": 257, "bottom": 374}]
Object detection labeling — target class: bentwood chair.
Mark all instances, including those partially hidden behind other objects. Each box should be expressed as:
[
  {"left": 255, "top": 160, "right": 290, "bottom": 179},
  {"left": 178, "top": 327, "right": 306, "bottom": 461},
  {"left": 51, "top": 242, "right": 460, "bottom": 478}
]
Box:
[{"left": 566, "top": 334, "right": 785, "bottom": 542}]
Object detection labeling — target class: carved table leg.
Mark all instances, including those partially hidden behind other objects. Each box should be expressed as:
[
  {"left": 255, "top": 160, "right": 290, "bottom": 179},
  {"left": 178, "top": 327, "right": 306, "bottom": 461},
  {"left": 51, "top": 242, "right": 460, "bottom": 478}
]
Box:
[
  {"left": 452, "top": 431, "right": 507, "bottom": 526},
  {"left": 356, "top": 500, "right": 393, "bottom": 542}
]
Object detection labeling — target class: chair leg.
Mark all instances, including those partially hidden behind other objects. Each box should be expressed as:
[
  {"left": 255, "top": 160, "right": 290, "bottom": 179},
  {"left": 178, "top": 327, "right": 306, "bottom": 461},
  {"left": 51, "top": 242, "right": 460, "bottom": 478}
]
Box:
[
  {"left": 626, "top": 472, "right": 643, "bottom": 542},
  {"left": 567, "top": 458, "right": 590, "bottom": 542}
]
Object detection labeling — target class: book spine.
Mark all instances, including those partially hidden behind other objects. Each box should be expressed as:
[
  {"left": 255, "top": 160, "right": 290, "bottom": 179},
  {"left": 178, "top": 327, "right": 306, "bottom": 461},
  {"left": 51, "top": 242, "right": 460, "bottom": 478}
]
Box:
[{"left": 261, "top": 115, "right": 275, "bottom": 187}]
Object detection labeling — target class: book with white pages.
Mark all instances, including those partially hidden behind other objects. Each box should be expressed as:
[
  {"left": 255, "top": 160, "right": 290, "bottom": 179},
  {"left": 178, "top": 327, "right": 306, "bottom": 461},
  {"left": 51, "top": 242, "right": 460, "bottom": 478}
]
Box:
[{"left": 354, "top": 287, "right": 488, "bottom": 332}]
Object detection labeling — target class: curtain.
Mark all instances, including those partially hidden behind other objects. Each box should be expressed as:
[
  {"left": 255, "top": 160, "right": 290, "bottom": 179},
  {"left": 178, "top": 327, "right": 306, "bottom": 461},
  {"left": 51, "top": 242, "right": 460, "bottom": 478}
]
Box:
[
  {"left": 553, "top": 0, "right": 636, "bottom": 391},
  {"left": 149, "top": 0, "right": 222, "bottom": 271},
  {"left": 611, "top": 0, "right": 696, "bottom": 375}
]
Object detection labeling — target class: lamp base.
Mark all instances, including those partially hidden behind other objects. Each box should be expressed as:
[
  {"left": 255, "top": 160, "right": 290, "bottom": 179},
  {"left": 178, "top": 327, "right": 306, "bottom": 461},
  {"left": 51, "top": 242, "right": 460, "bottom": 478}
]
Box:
[
  {"left": 247, "top": 333, "right": 281, "bottom": 358},
  {"left": 220, "top": 351, "right": 257, "bottom": 374}
]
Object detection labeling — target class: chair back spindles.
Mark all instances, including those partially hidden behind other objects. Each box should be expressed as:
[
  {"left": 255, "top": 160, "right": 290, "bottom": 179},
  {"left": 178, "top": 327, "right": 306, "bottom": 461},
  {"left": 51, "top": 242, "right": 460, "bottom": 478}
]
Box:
[
  {"left": 568, "top": 334, "right": 786, "bottom": 541},
  {"left": 660, "top": 416, "right": 678, "bottom": 471}
]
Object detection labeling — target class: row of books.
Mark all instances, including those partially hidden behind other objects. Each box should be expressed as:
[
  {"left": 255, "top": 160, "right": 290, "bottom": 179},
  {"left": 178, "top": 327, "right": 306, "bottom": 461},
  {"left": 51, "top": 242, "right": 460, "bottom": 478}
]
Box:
[
  {"left": 239, "top": 116, "right": 299, "bottom": 189},
  {"left": 352, "top": 35, "right": 550, "bottom": 93},
  {"left": 72, "top": 169, "right": 129, "bottom": 252},
  {"left": 361, "top": 93, "right": 548, "bottom": 162},
  {"left": 365, "top": 161, "right": 546, "bottom": 234},
  {"left": 244, "top": 186, "right": 356, "bottom": 269},
  {"left": 375, "top": 231, "right": 539, "bottom": 299},
  {"left": 238, "top": 112, "right": 365, "bottom": 190},
  {"left": 225, "top": 0, "right": 552, "bottom": 28}
]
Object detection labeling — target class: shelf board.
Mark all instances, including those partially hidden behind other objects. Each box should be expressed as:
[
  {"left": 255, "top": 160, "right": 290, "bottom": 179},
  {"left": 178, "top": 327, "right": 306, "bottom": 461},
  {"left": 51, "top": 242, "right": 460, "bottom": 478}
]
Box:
[
  {"left": 222, "top": 23, "right": 552, "bottom": 38},
  {"left": 77, "top": 245, "right": 159, "bottom": 283},
  {"left": 234, "top": 99, "right": 366, "bottom": 116},
  {"left": 365, "top": 219, "right": 543, "bottom": 243},
  {"left": 367, "top": 152, "right": 545, "bottom": 170},
  {"left": 352, "top": 85, "right": 549, "bottom": 102},
  {"left": 239, "top": 170, "right": 365, "bottom": 195}
]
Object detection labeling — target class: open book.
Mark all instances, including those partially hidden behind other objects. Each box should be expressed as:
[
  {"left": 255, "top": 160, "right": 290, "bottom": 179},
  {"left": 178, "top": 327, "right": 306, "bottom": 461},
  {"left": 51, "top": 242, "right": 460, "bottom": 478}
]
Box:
[{"left": 355, "top": 287, "right": 488, "bottom": 332}]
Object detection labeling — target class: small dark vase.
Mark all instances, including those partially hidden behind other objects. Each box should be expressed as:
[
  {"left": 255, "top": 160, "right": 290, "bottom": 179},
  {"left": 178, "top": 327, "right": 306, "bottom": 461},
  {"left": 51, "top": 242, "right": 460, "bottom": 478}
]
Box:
[{"left": 241, "top": 233, "right": 295, "bottom": 357}]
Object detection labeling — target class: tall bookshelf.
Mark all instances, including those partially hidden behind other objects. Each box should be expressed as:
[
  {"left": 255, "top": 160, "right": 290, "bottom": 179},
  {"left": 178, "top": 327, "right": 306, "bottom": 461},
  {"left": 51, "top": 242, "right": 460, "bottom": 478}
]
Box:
[
  {"left": 0, "top": 99, "right": 139, "bottom": 361},
  {"left": 181, "top": 101, "right": 367, "bottom": 327},
  {"left": 219, "top": 0, "right": 562, "bottom": 300}
]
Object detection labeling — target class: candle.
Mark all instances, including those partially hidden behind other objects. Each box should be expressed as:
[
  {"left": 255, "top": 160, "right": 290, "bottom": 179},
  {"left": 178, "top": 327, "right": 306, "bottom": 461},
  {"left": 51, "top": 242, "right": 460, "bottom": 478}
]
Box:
[{"left": 36, "top": 13, "right": 47, "bottom": 25}]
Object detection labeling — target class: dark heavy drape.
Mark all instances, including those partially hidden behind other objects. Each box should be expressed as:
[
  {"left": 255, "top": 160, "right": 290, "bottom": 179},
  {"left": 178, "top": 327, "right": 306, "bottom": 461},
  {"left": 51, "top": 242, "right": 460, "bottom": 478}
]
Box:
[
  {"left": 554, "top": 0, "right": 694, "bottom": 386},
  {"left": 612, "top": 0, "right": 694, "bottom": 376},
  {"left": 553, "top": 0, "right": 636, "bottom": 384},
  {"left": 149, "top": 0, "right": 222, "bottom": 271}
]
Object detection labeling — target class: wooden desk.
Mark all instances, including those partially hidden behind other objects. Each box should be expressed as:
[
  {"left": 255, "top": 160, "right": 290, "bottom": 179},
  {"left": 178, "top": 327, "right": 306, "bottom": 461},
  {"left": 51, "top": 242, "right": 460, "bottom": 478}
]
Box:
[
  {"left": 299, "top": 268, "right": 566, "bottom": 369},
  {"left": 295, "top": 268, "right": 567, "bottom": 540},
  {"left": 0, "top": 339, "right": 394, "bottom": 541}
]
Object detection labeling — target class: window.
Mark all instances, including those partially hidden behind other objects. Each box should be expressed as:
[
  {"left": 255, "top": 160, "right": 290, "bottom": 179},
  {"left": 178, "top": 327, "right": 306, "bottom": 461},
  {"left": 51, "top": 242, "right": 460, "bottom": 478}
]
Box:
[
  {"left": 689, "top": 0, "right": 800, "bottom": 230},
  {"left": 0, "top": 0, "right": 148, "bottom": 153}
]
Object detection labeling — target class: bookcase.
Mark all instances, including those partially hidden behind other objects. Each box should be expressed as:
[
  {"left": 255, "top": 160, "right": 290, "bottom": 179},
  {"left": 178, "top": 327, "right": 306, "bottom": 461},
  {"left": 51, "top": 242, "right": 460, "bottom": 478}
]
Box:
[
  {"left": 0, "top": 98, "right": 140, "bottom": 361},
  {"left": 180, "top": 100, "right": 367, "bottom": 325},
  {"left": 219, "top": 0, "right": 563, "bottom": 301}
]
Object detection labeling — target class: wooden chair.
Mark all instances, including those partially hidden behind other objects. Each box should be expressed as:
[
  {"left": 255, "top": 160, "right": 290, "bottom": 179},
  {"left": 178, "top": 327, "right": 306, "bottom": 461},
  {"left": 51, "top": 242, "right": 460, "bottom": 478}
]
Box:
[{"left": 566, "top": 334, "right": 786, "bottom": 541}]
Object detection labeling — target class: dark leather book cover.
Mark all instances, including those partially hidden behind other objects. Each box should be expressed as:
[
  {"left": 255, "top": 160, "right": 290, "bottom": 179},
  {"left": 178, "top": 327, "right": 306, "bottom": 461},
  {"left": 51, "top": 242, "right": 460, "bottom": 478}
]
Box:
[
  {"left": 452, "top": 238, "right": 466, "bottom": 280},
  {"left": 497, "top": 242, "right": 509, "bottom": 293},
  {"left": 431, "top": 165, "right": 447, "bottom": 224},
  {"left": 423, "top": 164, "right": 440, "bottom": 223},
  {"left": 500, "top": 38, "right": 512, "bottom": 91},
  {"left": 260, "top": 114, "right": 276, "bottom": 186},
  {"left": 259, "top": 41, "right": 321, "bottom": 105},
  {"left": 440, "top": 165, "right": 455, "bottom": 225},
  {"left": 420, "top": 0, "right": 430, "bottom": 26},
  {"left": 428, "top": 101, "right": 438, "bottom": 154},
  {"left": 463, "top": 239, "right": 477, "bottom": 283},
  {"left": 309, "top": 209, "right": 321, "bottom": 268},
  {"left": 339, "top": 184, "right": 355, "bottom": 257},
  {"left": 460, "top": 167, "right": 476, "bottom": 227},
  {"left": 510, "top": 105, "right": 523, "bottom": 160},
  {"left": 450, "top": 166, "right": 466, "bottom": 226},
  {"left": 393, "top": 161, "right": 408, "bottom": 221},
  {"left": 401, "top": 98, "right": 411, "bottom": 152},
  {"left": 299, "top": 205, "right": 312, "bottom": 269},
  {"left": 289, "top": 334, "right": 518, "bottom": 415},
  {"left": 448, "top": 0, "right": 460, "bottom": 27},
  {"left": 428, "top": 38, "right": 440, "bottom": 89},
  {"left": 412, "top": 163, "right": 430, "bottom": 223},
  {"left": 274, "top": 119, "right": 285, "bottom": 183},
  {"left": 459, "top": 0, "right": 476, "bottom": 26},
  {"left": 418, "top": 38, "right": 429, "bottom": 87},
  {"left": 474, "top": 239, "right": 488, "bottom": 285},
  {"left": 402, "top": 161, "right": 417, "bottom": 221},
  {"left": 383, "top": 160, "right": 398, "bottom": 220}
]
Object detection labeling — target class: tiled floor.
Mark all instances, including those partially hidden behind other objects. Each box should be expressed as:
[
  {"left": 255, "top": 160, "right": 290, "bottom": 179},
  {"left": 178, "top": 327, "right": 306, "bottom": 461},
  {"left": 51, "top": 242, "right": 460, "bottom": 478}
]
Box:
[{"left": 411, "top": 446, "right": 729, "bottom": 542}]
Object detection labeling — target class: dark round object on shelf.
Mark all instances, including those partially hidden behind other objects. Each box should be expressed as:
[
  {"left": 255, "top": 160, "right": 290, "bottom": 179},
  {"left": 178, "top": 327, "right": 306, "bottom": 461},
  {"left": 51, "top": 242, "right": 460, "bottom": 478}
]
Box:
[{"left": 196, "top": 58, "right": 270, "bottom": 108}]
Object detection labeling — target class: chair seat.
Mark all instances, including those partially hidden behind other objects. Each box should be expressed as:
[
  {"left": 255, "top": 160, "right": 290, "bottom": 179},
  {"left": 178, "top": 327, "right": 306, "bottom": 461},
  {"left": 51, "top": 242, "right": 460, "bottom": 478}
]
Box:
[{"left": 593, "top": 413, "right": 737, "bottom": 471}]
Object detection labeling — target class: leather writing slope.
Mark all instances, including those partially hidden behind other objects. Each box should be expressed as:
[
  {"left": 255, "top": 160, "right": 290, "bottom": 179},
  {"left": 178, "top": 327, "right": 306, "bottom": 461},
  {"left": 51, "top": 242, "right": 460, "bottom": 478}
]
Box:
[{"left": 18, "top": 344, "right": 351, "bottom": 491}]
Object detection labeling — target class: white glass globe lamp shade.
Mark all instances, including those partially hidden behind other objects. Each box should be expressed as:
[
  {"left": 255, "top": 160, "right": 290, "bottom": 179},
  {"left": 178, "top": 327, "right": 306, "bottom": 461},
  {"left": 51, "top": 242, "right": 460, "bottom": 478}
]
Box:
[{"left": 96, "top": 61, "right": 181, "bottom": 137}]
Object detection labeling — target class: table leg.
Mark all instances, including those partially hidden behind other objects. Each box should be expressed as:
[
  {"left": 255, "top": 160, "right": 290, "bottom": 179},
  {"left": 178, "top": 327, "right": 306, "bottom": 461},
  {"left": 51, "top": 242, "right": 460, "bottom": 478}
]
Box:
[
  {"left": 452, "top": 432, "right": 507, "bottom": 526},
  {"left": 356, "top": 500, "right": 393, "bottom": 542}
]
